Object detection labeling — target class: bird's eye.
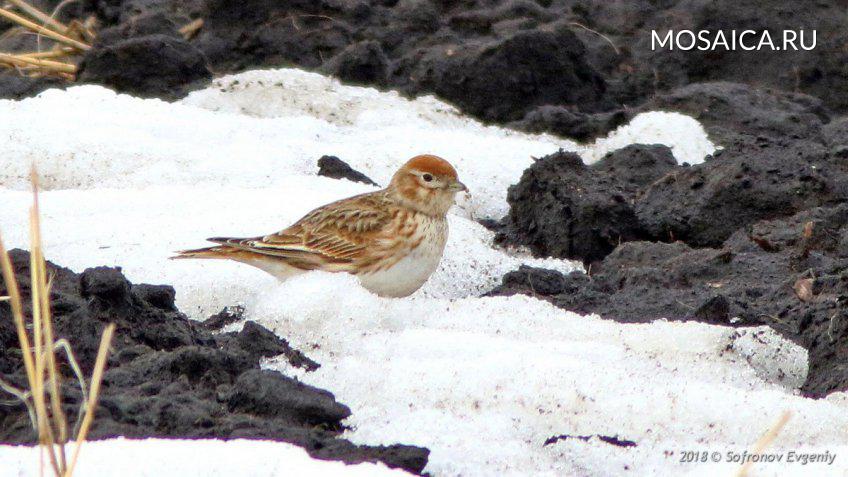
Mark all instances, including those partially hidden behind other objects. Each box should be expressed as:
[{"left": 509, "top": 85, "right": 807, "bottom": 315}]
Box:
[{"left": 422, "top": 173, "right": 433, "bottom": 182}]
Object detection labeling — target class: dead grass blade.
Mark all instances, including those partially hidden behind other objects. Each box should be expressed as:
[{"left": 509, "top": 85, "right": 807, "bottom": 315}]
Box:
[
  {"left": 568, "top": 22, "right": 620, "bottom": 56},
  {"left": 5, "top": 0, "right": 69, "bottom": 34},
  {"left": 31, "top": 172, "right": 69, "bottom": 469},
  {"left": 27, "top": 169, "right": 62, "bottom": 475},
  {"left": 0, "top": 7, "right": 90, "bottom": 51},
  {"left": 0, "top": 376, "right": 37, "bottom": 427},
  {"left": 734, "top": 410, "right": 792, "bottom": 477},
  {"left": 0, "top": 52, "right": 76, "bottom": 75},
  {"left": 179, "top": 18, "right": 203, "bottom": 40},
  {"left": 52, "top": 339, "right": 89, "bottom": 437},
  {"left": 64, "top": 323, "right": 115, "bottom": 477},
  {"left": 19, "top": 48, "right": 76, "bottom": 60}
]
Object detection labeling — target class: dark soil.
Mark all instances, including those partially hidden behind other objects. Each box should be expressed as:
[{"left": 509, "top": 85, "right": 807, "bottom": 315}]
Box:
[
  {"left": 77, "top": 13, "right": 212, "bottom": 99},
  {"left": 635, "top": 82, "right": 831, "bottom": 145},
  {"left": 497, "top": 82, "right": 848, "bottom": 261},
  {"left": 543, "top": 434, "right": 637, "bottom": 448},
  {"left": 317, "top": 155, "right": 379, "bottom": 187},
  {"left": 0, "top": 74, "right": 64, "bottom": 100},
  {"left": 0, "top": 250, "right": 429, "bottom": 474},
  {"left": 494, "top": 145, "right": 678, "bottom": 263}
]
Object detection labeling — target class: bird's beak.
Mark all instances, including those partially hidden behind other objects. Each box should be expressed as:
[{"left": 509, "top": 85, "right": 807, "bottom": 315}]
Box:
[{"left": 448, "top": 180, "right": 468, "bottom": 193}]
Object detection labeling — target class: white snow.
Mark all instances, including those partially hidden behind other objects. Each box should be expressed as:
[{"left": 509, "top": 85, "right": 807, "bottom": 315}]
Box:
[
  {"left": 585, "top": 110, "right": 718, "bottom": 165},
  {"left": 252, "top": 275, "right": 843, "bottom": 476},
  {"left": 0, "top": 68, "right": 843, "bottom": 476},
  {"left": 0, "top": 438, "right": 408, "bottom": 476}
]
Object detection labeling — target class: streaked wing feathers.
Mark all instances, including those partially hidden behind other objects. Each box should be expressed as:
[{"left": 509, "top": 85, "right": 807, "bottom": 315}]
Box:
[{"left": 208, "top": 192, "right": 393, "bottom": 270}]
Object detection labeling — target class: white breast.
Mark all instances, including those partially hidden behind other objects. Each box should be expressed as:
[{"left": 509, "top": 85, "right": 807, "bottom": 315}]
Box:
[{"left": 358, "top": 216, "right": 448, "bottom": 297}]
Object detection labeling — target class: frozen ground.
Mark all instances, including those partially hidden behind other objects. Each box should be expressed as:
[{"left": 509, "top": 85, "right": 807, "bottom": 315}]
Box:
[{"left": 0, "top": 69, "right": 845, "bottom": 476}]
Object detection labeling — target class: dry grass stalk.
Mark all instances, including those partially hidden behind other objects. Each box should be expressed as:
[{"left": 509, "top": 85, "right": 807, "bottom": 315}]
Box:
[
  {"left": 30, "top": 178, "right": 70, "bottom": 470},
  {"left": 65, "top": 323, "right": 115, "bottom": 476},
  {"left": 0, "top": 7, "right": 89, "bottom": 51},
  {"left": 0, "top": 52, "right": 76, "bottom": 73},
  {"left": 568, "top": 22, "right": 621, "bottom": 56},
  {"left": 19, "top": 48, "right": 76, "bottom": 59},
  {"left": 5, "top": 0, "right": 68, "bottom": 33},
  {"left": 77, "top": 16, "right": 98, "bottom": 44},
  {"left": 62, "top": 17, "right": 97, "bottom": 45},
  {"left": 0, "top": 0, "right": 96, "bottom": 79},
  {"left": 0, "top": 168, "right": 116, "bottom": 477},
  {"left": 179, "top": 18, "right": 203, "bottom": 40},
  {"left": 734, "top": 410, "right": 792, "bottom": 477}
]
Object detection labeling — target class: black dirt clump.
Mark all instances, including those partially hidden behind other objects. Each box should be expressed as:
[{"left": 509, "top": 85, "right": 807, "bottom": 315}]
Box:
[
  {"left": 498, "top": 84, "right": 848, "bottom": 264},
  {"left": 636, "top": 82, "right": 830, "bottom": 145},
  {"left": 635, "top": 139, "right": 847, "bottom": 249},
  {"left": 202, "top": 305, "right": 245, "bottom": 330},
  {"left": 393, "top": 24, "right": 608, "bottom": 123},
  {"left": 0, "top": 250, "right": 429, "bottom": 474},
  {"left": 509, "top": 106, "right": 628, "bottom": 143},
  {"left": 216, "top": 320, "right": 321, "bottom": 372},
  {"left": 322, "top": 40, "right": 390, "bottom": 87},
  {"left": 495, "top": 145, "right": 678, "bottom": 263},
  {"left": 317, "top": 155, "right": 379, "bottom": 187},
  {"left": 543, "top": 434, "right": 637, "bottom": 448},
  {"left": 0, "top": 73, "right": 65, "bottom": 100},
  {"left": 77, "top": 11, "right": 212, "bottom": 100}
]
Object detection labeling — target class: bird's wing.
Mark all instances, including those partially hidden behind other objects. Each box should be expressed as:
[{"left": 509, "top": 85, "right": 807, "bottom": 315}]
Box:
[{"left": 208, "top": 192, "right": 393, "bottom": 271}]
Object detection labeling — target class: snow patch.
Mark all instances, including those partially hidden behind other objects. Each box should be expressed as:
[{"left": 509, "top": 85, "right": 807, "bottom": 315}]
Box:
[
  {"left": 250, "top": 275, "right": 840, "bottom": 476},
  {"left": 586, "top": 111, "right": 716, "bottom": 165},
  {"left": 0, "top": 438, "right": 407, "bottom": 476}
]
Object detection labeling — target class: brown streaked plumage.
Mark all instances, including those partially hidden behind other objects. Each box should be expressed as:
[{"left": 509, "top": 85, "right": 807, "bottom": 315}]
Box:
[{"left": 172, "top": 155, "right": 467, "bottom": 297}]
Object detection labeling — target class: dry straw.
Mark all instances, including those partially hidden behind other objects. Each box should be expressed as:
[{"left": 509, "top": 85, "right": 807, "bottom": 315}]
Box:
[
  {"left": 734, "top": 410, "right": 792, "bottom": 477},
  {"left": 0, "top": 168, "right": 116, "bottom": 477},
  {"left": 0, "top": 7, "right": 89, "bottom": 51},
  {"left": 0, "top": 0, "right": 89, "bottom": 78}
]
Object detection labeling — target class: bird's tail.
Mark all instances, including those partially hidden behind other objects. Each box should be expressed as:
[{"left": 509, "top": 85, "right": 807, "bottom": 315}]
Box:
[{"left": 170, "top": 245, "right": 234, "bottom": 260}]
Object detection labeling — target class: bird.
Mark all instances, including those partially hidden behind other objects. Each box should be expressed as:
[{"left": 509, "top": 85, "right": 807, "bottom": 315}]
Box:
[{"left": 172, "top": 155, "right": 467, "bottom": 297}]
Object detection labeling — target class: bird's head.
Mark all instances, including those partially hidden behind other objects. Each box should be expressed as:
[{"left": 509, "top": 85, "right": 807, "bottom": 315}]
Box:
[{"left": 389, "top": 154, "right": 467, "bottom": 216}]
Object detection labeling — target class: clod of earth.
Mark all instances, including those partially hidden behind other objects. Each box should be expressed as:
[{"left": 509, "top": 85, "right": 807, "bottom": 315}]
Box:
[{"left": 317, "top": 155, "right": 379, "bottom": 187}]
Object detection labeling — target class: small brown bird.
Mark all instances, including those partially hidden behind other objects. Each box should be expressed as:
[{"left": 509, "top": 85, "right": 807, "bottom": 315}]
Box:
[{"left": 173, "top": 155, "right": 467, "bottom": 297}]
